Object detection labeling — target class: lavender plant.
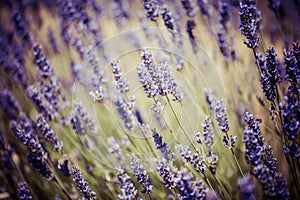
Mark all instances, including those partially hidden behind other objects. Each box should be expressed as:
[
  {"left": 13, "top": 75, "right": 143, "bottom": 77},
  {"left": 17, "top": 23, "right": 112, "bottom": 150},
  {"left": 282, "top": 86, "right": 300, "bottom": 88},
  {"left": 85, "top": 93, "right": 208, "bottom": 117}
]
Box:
[{"left": 0, "top": 0, "right": 299, "bottom": 199}]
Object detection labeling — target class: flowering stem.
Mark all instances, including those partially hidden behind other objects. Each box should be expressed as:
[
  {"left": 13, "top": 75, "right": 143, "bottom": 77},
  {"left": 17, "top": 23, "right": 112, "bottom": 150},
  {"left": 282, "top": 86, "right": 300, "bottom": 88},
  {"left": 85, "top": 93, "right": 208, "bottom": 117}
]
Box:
[
  {"left": 252, "top": 48, "right": 262, "bottom": 75},
  {"left": 203, "top": 174, "right": 219, "bottom": 199},
  {"left": 46, "top": 161, "right": 72, "bottom": 200},
  {"left": 152, "top": 97, "right": 180, "bottom": 144},
  {"left": 207, "top": 167, "right": 231, "bottom": 200},
  {"left": 224, "top": 132, "right": 244, "bottom": 177},
  {"left": 124, "top": 94, "right": 157, "bottom": 156},
  {"left": 165, "top": 95, "right": 197, "bottom": 152}
]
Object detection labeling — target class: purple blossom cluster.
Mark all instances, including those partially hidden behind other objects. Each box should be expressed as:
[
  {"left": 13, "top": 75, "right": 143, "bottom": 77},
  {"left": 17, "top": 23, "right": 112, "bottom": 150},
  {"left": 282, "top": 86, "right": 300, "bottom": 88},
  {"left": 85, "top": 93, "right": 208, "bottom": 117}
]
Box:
[
  {"left": 72, "top": 165, "right": 96, "bottom": 199},
  {"left": 10, "top": 113, "right": 54, "bottom": 180},
  {"left": 175, "top": 168, "right": 207, "bottom": 200},
  {"left": 143, "top": 0, "right": 160, "bottom": 22},
  {"left": 180, "top": 0, "right": 195, "bottom": 17},
  {"left": 176, "top": 144, "right": 206, "bottom": 174},
  {"left": 151, "top": 99, "right": 167, "bottom": 128},
  {"left": 65, "top": 101, "right": 97, "bottom": 135},
  {"left": 283, "top": 42, "right": 300, "bottom": 94},
  {"left": 243, "top": 112, "right": 289, "bottom": 199},
  {"left": 107, "top": 137, "right": 125, "bottom": 168},
  {"left": 0, "top": 131, "right": 15, "bottom": 169},
  {"left": 114, "top": 95, "right": 137, "bottom": 131},
  {"left": 237, "top": 173, "right": 255, "bottom": 200},
  {"left": 36, "top": 115, "right": 63, "bottom": 152},
  {"left": 0, "top": 33, "right": 28, "bottom": 88},
  {"left": 239, "top": 0, "right": 261, "bottom": 49},
  {"left": 152, "top": 128, "right": 174, "bottom": 161},
  {"left": 112, "top": 60, "right": 129, "bottom": 94},
  {"left": 26, "top": 45, "right": 66, "bottom": 120},
  {"left": 160, "top": 6, "right": 175, "bottom": 31},
  {"left": 17, "top": 181, "right": 32, "bottom": 200},
  {"left": 137, "top": 49, "right": 183, "bottom": 102},
  {"left": 130, "top": 154, "right": 153, "bottom": 194},
  {"left": 196, "top": 116, "right": 214, "bottom": 148},
  {"left": 11, "top": 6, "right": 33, "bottom": 47},
  {"left": 187, "top": 20, "right": 197, "bottom": 53},
  {"left": 279, "top": 92, "right": 299, "bottom": 158},
  {"left": 111, "top": 0, "right": 129, "bottom": 27},
  {"left": 58, "top": 156, "right": 72, "bottom": 177},
  {"left": 0, "top": 89, "right": 21, "bottom": 120},
  {"left": 258, "top": 47, "right": 281, "bottom": 102},
  {"left": 117, "top": 169, "right": 138, "bottom": 200},
  {"left": 196, "top": 117, "right": 219, "bottom": 174},
  {"left": 154, "top": 157, "right": 178, "bottom": 189}
]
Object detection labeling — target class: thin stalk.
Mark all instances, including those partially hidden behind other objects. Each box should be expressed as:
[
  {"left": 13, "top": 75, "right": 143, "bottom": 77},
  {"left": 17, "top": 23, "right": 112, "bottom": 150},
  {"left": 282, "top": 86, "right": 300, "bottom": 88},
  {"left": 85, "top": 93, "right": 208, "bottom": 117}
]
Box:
[
  {"left": 224, "top": 132, "right": 244, "bottom": 177},
  {"left": 123, "top": 93, "right": 157, "bottom": 157},
  {"left": 231, "top": 147, "right": 244, "bottom": 176},
  {"left": 203, "top": 174, "right": 219, "bottom": 199},
  {"left": 152, "top": 97, "right": 180, "bottom": 144},
  {"left": 46, "top": 161, "right": 72, "bottom": 200},
  {"left": 252, "top": 48, "right": 262, "bottom": 75},
  {"left": 205, "top": 162, "right": 231, "bottom": 200},
  {"left": 165, "top": 95, "right": 197, "bottom": 152}
]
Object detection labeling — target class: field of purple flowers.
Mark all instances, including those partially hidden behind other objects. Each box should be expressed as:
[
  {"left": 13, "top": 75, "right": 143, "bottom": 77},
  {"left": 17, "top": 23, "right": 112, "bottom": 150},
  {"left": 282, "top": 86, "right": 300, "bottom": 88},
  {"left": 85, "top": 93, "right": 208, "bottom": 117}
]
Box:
[{"left": 0, "top": 0, "right": 299, "bottom": 199}]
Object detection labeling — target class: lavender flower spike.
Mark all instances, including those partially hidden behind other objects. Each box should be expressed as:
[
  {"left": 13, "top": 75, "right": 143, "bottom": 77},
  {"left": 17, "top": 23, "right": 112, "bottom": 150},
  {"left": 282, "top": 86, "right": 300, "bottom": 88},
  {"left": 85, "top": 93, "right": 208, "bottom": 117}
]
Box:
[{"left": 72, "top": 165, "right": 96, "bottom": 200}]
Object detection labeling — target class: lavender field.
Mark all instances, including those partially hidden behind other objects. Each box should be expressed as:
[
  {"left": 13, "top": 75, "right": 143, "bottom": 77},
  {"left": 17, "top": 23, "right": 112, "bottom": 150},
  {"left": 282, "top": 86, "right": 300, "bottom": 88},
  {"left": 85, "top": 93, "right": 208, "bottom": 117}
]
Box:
[{"left": 0, "top": 0, "right": 299, "bottom": 199}]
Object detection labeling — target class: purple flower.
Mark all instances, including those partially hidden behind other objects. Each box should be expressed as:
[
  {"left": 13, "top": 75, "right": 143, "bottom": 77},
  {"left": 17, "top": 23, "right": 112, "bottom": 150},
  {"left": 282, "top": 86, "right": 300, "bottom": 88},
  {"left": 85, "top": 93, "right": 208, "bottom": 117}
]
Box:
[
  {"left": 219, "top": 1, "right": 230, "bottom": 29},
  {"left": 258, "top": 47, "right": 281, "bottom": 102},
  {"left": 176, "top": 144, "right": 206, "bottom": 174},
  {"left": 107, "top": 137, "right": 125, "bottom": 168},
  {"left": 175, "top": 168, "right": 207, "bottom": 200},
  {"left": 154, "top": 157, "right": 178, "bottom": 189},
  {"left": 17, "top": 181, "right": 32, "bottom": 200},
  {"left": 111, "top": 0, "right": 129, "bottom": 27},
  {"left": 72, "top": 165, "right": 96, "bottom": 200},
  {"left": 160, "top": 6, "right": 174, "bottom": 31},
  {"left": 243, "top": 112, "right": 289, "bottom": 199},
  {"left": 279, "top": 92, "right": 299, "bottom": 158},
  {"left": 36, "top": 115, "right": 63, "bottom": 152},
  {"left": 197, "top": 0, "right": 209, "bottom": 17},
  {"left": 284, "top": 42, "right": 300, "bottom": 94},
  {"left": 111, "top": 60, "right": 130, "bottom": 94},
  {"left": 11, "top": 8, "right": 33, "bottom": 47},
  {"left": 152, "top": 128, "right": 174, "bottom": 161},
  {"left": 58, "top": 156, "right": 71, "bottom": 177},
  {"left": 239, "top": 0, "right": 261, "bottom": 49},
  {"left": 117, "top": 169, "right": 138, "bottom": 200},
  {"left": 217, "top": 28, "right": 230, "bottom": 62},
  {"left": 0, "top": 89, "right": 21, "bottom": 120},
  {"left": 180, "top": 0, "right": 195, "bottom": 17},
  {"left": 143, "top": 0, "right": 160, "bottom": 22},
  {"left": 67, "top": 101, "right": 97, "bottom": 135},
  {"left": 47, "top": 28, "right": 59, "bottom": 54},
  {"left": 137, "top": 49, "right": 183, "bottom": 102},
  {"left": 187, "top": 20, "right": 197, "bottom": 53},
  {"left": 130, "top": 154, "right": 153, "bottom": 194},
  {"left": 238, "top": 173, "right": 255, "bottom": 200},
  {"left": 114, "top": 95, "right": 137, "bottom": 131},
  {"left": 196, "top": 116, "right": 214, "bottom": 148},
  {"left": 10, "top": 113, "right": 54, "bottom": 180},
  {"left": 214, "top": 99, "right": 229, "bottom": 134},
  {"left": 33, "top": 45, "right": 54, "bottom": 79}
]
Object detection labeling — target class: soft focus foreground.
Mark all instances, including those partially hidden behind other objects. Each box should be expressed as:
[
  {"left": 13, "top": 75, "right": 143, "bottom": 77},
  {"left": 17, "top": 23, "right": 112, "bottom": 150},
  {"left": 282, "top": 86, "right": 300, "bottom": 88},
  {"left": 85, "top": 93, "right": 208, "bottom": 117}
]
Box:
[{"left": 0, "top": 0, "right": 299, "bottom": 199}]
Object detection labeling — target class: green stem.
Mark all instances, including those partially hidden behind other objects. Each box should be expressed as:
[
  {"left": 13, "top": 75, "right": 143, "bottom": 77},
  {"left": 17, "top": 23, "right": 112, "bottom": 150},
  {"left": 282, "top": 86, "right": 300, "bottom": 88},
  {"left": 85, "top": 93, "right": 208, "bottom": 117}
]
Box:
[
  {"left": 46, "top": 161, "right": 72, "bottom": 200},
  {"left": 166, "top": 95, "right": 197, "bottom": 152},
  {"left": 224, "top": 132, "right": 244, "bottom": 177}
]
